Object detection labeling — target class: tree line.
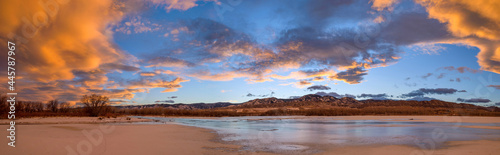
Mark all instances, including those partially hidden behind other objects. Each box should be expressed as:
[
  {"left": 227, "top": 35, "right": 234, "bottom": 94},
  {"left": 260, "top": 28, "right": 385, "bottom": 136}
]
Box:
[
  {"left": 1, "top": 94, "right": 500, "bottom": 118},
  {"left": 0, "top": 94, "right": 112, "bottom": 118}
]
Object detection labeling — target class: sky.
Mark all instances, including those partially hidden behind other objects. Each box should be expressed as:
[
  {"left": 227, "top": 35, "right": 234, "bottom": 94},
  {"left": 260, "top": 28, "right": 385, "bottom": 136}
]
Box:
[{"left": 1, "top": 0, "right": 500, "bottom": 106}]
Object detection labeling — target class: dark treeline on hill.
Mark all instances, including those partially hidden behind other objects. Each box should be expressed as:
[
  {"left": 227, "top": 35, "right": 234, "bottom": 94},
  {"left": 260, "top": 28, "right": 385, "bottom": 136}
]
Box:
[{"left": 1, "top": 94, "right": 500, "bottom": 118}]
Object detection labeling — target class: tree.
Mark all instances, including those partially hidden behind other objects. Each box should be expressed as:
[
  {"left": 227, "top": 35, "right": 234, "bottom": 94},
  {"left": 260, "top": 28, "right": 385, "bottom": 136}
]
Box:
[
  {"left": 80, "top": 94, "right": 109, "bottom": 117},
  {"left": 46, "top": 100, "right": 59, "bottom": 113},
  {"left": 59, "top": 102, "right": 70, "bottom": 113},
  {"left": 33, "top": 102, "right": 44, "bottom": 112},
  {"left": 0, "top": 95, "right": 7, "bottom": 118}
]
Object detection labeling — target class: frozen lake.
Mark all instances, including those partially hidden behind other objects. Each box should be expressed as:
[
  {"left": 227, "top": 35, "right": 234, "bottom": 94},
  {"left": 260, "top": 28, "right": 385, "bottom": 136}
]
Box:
[{"left": 135, "top": 116, "right": 500, "bottom": 153}]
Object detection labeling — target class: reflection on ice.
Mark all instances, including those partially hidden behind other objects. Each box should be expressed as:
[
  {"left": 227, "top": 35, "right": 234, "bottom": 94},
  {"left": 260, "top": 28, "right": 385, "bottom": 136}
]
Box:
[{"left": 136, "top": 116, "right": 500, "bottom": 153}]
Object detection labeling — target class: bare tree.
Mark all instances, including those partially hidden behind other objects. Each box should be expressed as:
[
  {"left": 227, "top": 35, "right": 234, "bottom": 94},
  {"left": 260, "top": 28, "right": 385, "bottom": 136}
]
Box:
[
  {"left": 81, "top": 94, "right": 109, "bottom": 117},
  {"left": 27, "top": 101, "right": 37, "bottom": 113},
  {"left": 33, "top": 102, "right": 44, "bottom": 112},
  {"left": 59, "top": 102, "right": 70, "bottom": 113},
  {"left": 0, "top": 95, "right": 7, "bottom": 118},
  {"left": 46, "top": 100, "right": 59, "bottom": 113},
  {"left": 17, "top": 101, "right": 26, "bottom": 112}
]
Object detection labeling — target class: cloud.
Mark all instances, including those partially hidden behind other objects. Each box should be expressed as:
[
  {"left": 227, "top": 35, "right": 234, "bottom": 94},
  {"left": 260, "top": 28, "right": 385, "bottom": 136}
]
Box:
[
  {"left": 154, "top": 69, "right": 179, "bottom": 75},
  {"left": 140, "top": 72, "right": 157, "bottom": 76},
  {"left": 0, "top": 0, "right": 183, "bottom": 105},
  {"left": 11, "top": 67, "right": 189, "bottom": 105},
  {"left": 496, "top": 102, "right": 500, "bottom": 106},
  {"left": 409, "top": 43, "right": 447, "bottom": 55},
  {"left": 297, "top": 0, "right": 372, "bottom": 27},
  {"left": 315, "top": 92, "right": 356, "bottom": 98},
  {"left": 421, "top": 73, "right": 433, "bottom": 79},
  {"left": 311, "top": 77, "right": 325, "bottom": 81},
  {"left": 406, "top": 96, "right": 438, "bottom": 101},
  {"left": 298, "top": 80, "right": 312, "bottom": 86},
  {"left": 401, "top": 88, "right": 461, "bottom": 98},
  {"left": 246, "top": 92, "right": 275, "bottom": 97},
  {"left": 437, "top": 73, "right": 446, "bottom": 79},
  {"left": 13, "top": 78, "right": 147, "bottom": 105},
  {"left": 115, "top": 16, "right": 161, "bottom": 34},
  {"left": 148, "top": 0, "right": 219, "bottom": 12},
  {"left": 7, "top": 0, "right": 499, "bottom": 105},
  {"left": 379, "top": 12, "right": 452, "bottom": 46},
  {"left": 370, "top": 0, "right": 399, "bottom": 11},
  {"left": 357, "top": 93, "right": 389, "bottom": 98},
  {"left": 100, "top": 63, "right": 140, "bottom": 72},
  {"left": 166, "top": 17, "right": 401, "bottom": 84},
  {"left": 146, "top": 56, "right": 196, "bottom": 68},
  {"left": 415, "top": 0, "right": 500, "bottom": 40},
  {"left": 127, "top": 77, "right": 190, "bottom": 92},
  {"left": 70, "top": 69, "right": 109, "bottom": 89},
  {"left": 165, "top": 26, "right": 189, "bottom": 40},
  {"left": 306, "top": 85, "right": 331, "bottom": 91},
  {"left": 188, "top": 70, "right": 255, "bottom": 82},
  {"left": 270, "top": 69, "right": 335, "bottom": 81},
  {"left": 457, "top": 98, "right": 491, "bottom": 103},
  {"left": 87, "top": 88, "right": 146, "bottom": 100},
  {"left": 488, "top": 85, "right": 500, "bottom": 89},
  {"left": 440, "top": 66, "right": 481, "bottom": 73},
  {"left": 415, "top": 0, "right": 500, "bottom": 74},
  {"left": 330, "top": 67, "right": 368, "bottom": 84},
  {"left": 357, "top": 93, "right": 391, "bottom": 100},
  {"left": 155, "top": 100, "right": 174, "bottom": 104},
  {"left": 275, "top": 27, "right": 401, "bottom": 71},
  {"left": 0, "top": 0, "right": 129, "bottom": 82},
  {"left": 280, "top": 80, "right": 313, "bottom": 88},
  {"left": 109, "top": 99, "right": 130, "bottom": 105},
  {"left": 167, "top": 96, "right": 178, "bottom": 99},
  {"left": 418, "top": 88, "right": 459, "bottom": 95}
]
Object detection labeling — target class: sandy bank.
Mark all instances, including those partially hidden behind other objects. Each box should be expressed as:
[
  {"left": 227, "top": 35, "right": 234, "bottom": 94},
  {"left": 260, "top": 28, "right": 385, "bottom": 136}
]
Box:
[
  {"left": 0, "top": 116, "right": 151, "bottom": 125},
  {"left": 0, "top": 123, "right": 251, "bottom": 155}
]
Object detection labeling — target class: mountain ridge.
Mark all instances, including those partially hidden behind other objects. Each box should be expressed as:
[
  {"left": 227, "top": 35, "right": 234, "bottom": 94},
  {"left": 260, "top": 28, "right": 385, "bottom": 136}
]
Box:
[{"left": 116, "top": 94, "right": 500, "bottom": 113}]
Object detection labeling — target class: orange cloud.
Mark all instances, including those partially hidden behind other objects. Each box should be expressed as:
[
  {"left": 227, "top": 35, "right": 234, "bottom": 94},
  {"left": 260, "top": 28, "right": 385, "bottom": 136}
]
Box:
[
  {"left": 280, "top": 80, "right": 313, "bottom": 88},
  {"left": 189, "top": 71, "right": 251, "bottom": 81},
  {"left": 127, "top": 77, "right": 190, "bottom": 93},
  {"left": 0, "top": 0, "right": 128, "bottom": 82},
  {"left": 416, "top": 0, "right": 500, "bottom": 40},
  {"left": 154, "top": 69, "right": 180, "bottom": 75},
  {"left": 371, "top": 0, "right": 400, "bottom": 11},
  {"left": 0, "top": 0, "right": 189, "bottom": 104},
  {"left": 8, "top": 79, "right": 147, "bottom": 106},
  {"left": 140, "top": 72, "right": 157, "bottom": 76},
  {"left": 415, "top": 0, "right": 500, "bottom": 74},
  {"left": 269, "top": 69, "right": 336, "bottom": 81}
]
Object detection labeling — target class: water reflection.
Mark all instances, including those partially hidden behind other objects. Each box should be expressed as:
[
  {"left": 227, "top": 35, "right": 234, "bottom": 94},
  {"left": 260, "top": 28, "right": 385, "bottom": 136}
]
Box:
[{"left": 135, "top": 116, "right": 500, "bottom": 153}]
